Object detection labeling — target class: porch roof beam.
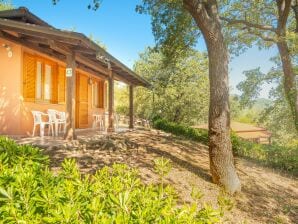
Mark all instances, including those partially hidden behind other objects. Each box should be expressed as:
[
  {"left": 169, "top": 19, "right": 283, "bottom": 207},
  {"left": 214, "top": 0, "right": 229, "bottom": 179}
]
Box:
[
  {"left": 48, "top": 40, "right": 72, "bottom": 56},
  {"left": 0, "top": 31, "right": 108, "bottom": 80},
  {"left": 0, "top": 30, "right": 139, "bottom": 85},
  {"left": 0, "top": 30, "right": 66, "bottom": 61},
  {"left": 76, "top": 54, "right": 108, "bottom": 76},
  {"left": 0, "top": 17, "right": 150, "bottom": 87},
  {"left": 77, "top": 63, "right": 107, "bottom": 80}
]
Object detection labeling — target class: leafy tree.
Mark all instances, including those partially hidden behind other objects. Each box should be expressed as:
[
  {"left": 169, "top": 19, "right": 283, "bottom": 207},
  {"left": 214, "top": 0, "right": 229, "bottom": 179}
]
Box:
[
  {"left": 114, "top": 81, "right": 129, "bottom": 116},
  {"left": 221, "top": 0, "right": 298, "bottom": 131},
  {"left": 236, "top": 68, "right": 267, "bottom": 108},
  {"left": 52, "top": 0, "right": 241, "bottom": 193},
  {"left": 230, "top": 95, "right": 247, "bottom": 121},
  {"left": 134, "top": 48, "right": 209, "bottom": 125},
  {"left": 237, "top": 67, "right": 298, "bottom": 145},
  {"left": 0, "top": 0, "right": 13, "bottom": 10},
  {"left": 136, "top": 0, "right": 241, "bottom": 194},
  {"left": 293, "top": 1, "right": 298, "bottom": 31}
]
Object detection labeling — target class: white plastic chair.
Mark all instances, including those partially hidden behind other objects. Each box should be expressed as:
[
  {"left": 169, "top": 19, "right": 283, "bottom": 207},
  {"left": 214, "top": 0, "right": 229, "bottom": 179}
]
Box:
[
  {"left": 57, "top": 111, "right": 67, "bottom": 134},
  {"left": 31, "top": 111, "right": 53, "bottom": 137},
  {"left": 47, "top": 109, "right": 66, "bottom": 136},
  {"left": 93, "top": 114, "right": 105, "bottom": 131},
  {"left": 114, "top": 113, "right": 120, "bottom": 129}
]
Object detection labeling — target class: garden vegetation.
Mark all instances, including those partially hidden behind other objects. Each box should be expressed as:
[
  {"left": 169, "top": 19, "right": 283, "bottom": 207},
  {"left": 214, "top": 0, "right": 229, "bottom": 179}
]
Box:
[{"left": 0, "top": 137, "right": 222, "bottom": 223}]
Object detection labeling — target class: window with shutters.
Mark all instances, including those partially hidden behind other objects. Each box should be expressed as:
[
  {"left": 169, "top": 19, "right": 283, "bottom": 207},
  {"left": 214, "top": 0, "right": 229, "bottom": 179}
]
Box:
[
  {"left": 36, "top": 61, "right": 42, "bottom": 100},
  {"left": 44, "top": 64, "right": 52, "bottom": 101},
  {"left": 92, "top": 81, "right": 99, "bottom": 108},
  {"left": 92, "top": 79, "right": 104, "bottom": 108},
  {"left": 57, "top": 66, "right": 66, "bottom": 103},
  {"left": 98, "top": 81, "right": 104, "bottom": 108},
  {"left": 23, "top": 52, "right": 66, "bottom": 104}
]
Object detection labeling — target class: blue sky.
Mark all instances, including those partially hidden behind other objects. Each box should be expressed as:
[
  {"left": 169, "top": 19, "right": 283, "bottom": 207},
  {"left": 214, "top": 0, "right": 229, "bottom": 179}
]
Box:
[{"left": 12, "top": 0, "right": 277, "bottom": 98}]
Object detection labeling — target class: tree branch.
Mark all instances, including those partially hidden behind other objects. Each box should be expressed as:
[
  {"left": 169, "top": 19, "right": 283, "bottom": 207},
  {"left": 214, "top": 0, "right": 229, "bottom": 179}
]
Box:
[
  {"left": 276, "top": 0, "right": 292, "bottom": 34},
  {"left": 183, "top": 0, "right": 213, "bottom": 33},
  {"left": 246, "top": 28, "right": 276, "bottom": 42},
  {"left": 220, "top": 17, "right": 276, "bottom": 32}
]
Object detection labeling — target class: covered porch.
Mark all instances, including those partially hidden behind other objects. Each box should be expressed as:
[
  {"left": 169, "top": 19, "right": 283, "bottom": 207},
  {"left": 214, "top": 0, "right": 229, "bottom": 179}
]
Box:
[
  {"left": 15, "top": 126, "right": 132, "bottom": 149},
  {"left": 0, "top": 7, "right": 149, "bottom": 139}
]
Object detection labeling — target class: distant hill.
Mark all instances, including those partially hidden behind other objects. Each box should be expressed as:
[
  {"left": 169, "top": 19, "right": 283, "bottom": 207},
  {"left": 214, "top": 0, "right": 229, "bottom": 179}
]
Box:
[
  {"left": 230, "top": 95, "right": 273, "bottom": 124},
  {"left": 252, "top": 98, "right": 272, "bottom": 111}
]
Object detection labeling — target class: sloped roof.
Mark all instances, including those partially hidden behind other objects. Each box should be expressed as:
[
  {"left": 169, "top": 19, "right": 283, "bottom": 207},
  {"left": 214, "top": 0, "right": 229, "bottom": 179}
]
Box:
[
  {"left": 0, "top": 7, "right": 150, "bottom": 87},
  {"left": 0, "top": 7, "right": 52, "bottom": 27},
  {"left": 237, "top": 131, "right": 271, "bottom": 139},
  {"left": 193, "top": 121, "right": 272, "bottom": 140}
]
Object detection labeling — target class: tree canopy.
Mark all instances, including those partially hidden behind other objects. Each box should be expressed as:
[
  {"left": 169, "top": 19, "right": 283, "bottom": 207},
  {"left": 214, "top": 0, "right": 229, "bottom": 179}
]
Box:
[
  {"left": 0, "top": 0, "right": 13, "bottom": 10},
  {"left": 133, "top": 48, "right": 209, "bottom": 125},
  {"left": 237, "top": 66, "right": 298, "bottom": 145},
  {"left": 136, "top": 1, "right": 199, "bottom": 62},
  {"left": 221, "top": 0, "right": 298, "bottom": 131}
]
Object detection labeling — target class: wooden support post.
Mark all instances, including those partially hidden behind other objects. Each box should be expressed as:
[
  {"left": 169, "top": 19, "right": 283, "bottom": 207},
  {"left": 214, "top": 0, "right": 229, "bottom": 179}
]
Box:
[
  {"left": 64, "top": 52, "right": 77, "bottom": 140},
  {"left": 129, "top": 85, "right": 134, "bottom": 129},
  {"left": 107, "top": 64, "right": 115, "bottom": 132}
]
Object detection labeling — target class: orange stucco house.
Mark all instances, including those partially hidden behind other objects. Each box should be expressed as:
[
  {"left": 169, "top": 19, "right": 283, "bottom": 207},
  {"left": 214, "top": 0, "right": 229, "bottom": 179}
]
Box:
[{"left": 0, "top": 7, "right": 149, "bottom": 137}]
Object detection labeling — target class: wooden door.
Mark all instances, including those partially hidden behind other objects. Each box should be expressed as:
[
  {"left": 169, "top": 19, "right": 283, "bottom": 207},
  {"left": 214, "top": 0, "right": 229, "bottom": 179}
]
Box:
[{"left": 76, "top": 73, "right": 89, "bottom": 128}]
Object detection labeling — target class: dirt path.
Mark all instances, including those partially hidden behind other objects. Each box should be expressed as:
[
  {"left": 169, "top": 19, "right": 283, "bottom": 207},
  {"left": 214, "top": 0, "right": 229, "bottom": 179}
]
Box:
[{"left": 45, "top": 129, "right": 298, "bottom": 224}]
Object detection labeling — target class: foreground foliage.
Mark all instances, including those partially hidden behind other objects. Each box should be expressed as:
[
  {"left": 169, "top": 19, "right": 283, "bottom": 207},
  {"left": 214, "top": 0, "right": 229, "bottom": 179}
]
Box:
[
  {"left": 153, "top": 118, "right": 298, "bottom": 176},
  {"left": 0, "top": 137, "right": 220, "bottom": 223}
]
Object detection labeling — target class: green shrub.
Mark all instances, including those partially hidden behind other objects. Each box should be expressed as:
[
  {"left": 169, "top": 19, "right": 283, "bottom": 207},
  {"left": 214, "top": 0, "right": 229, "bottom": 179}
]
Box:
[
  {"left": 232, "top": 139, "right": 298, "bottom": 174},
  {"left": 0, "top": 137, "right": 220, "bottom": 223},
  {"left": 152, "top": 119, "right": 298, "bottom": 176},
  {"left": 154, "top": 118, "right": 208, "bottom": 144}
]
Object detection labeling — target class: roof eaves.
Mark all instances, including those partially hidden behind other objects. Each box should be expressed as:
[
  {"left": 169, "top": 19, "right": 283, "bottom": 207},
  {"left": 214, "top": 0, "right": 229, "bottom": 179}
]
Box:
[
  {"left": 74, "top": 33, "right": 151, "bottom": 87},
  {"left": 0, "top": 10, "right": 150, "bottom": 87},
  {"left": 0, "top": 7, "right": 52, "bottom": 27}
]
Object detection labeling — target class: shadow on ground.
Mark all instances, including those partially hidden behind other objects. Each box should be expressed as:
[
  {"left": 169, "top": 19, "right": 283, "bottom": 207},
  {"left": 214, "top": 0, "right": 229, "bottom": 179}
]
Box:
[{"left": 42, "top": 129, "right": 297, "bottom": 224}]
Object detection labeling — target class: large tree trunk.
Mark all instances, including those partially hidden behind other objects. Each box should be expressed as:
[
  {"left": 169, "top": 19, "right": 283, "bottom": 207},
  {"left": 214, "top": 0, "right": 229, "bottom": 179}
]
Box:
[
  {"left": 277, "top": 40, "right": 298, "bottom": 131},
  {"left": 276, "top": 0, "right": 298, "bottom": 131},
  {"left": 183, "top": 0, "right": 241, "bottom": 194},
  {"left": 206, "top": 31, "right": 241, "bottom": 194}
]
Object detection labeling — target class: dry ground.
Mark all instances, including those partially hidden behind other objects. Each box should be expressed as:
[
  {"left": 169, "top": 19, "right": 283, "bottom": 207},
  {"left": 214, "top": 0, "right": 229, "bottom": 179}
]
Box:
[{"left": 43, "top": 129, "right": 298, "bottom": 224}]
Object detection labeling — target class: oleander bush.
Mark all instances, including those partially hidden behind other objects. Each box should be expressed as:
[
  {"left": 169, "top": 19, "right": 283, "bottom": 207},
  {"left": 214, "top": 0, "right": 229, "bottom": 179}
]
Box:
[
  {"left": 152, "top": 118, "right": 298, "bottom": 176},
  {"left": 0, "top": 137, "right": 220, "bottom": 223}
]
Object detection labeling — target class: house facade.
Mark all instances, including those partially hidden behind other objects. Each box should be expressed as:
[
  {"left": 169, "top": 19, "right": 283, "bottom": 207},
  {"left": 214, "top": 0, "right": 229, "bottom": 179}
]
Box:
[{"left": 0, "top": 7, "right": 149, "bottom": 137}]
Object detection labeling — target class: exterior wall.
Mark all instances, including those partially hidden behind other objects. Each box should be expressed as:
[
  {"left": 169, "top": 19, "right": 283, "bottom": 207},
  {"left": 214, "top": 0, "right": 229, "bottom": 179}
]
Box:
[
  {"left": 0, "top": 38, "right": 107, "bottom": 136},
  {"left": 0, "top": 38, "right": 22, "bottom": 135}
]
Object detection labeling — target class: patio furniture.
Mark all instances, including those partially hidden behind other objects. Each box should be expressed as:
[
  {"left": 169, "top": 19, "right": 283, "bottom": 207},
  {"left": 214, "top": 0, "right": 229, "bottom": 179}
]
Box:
[
  {"left": 47, "top": 109, "right": 66, "bottom": 136},
  {"left": 114, "top": 113, "right": 120, "bottom": 129},
  {"left": 31, "top": 111, "right": 53, "bottom": 137},
  {"left": 92, "top": 114, "right": 105, "bottom": 131},
  {"left": 57, "top": 111, "right": 67, "bottom": 134},
  {"left": 104, "top": 112, "right": 119, "bottom": 130}
]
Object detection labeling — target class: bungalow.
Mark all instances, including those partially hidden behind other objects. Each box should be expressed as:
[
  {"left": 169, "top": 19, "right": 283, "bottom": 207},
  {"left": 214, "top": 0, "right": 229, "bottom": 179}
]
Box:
[
  {"left": 194, "top": 121, "right": 272, "bottom": 144},
  {"left": 0, "top": 7, "right": 149, "bottom": 139}
]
